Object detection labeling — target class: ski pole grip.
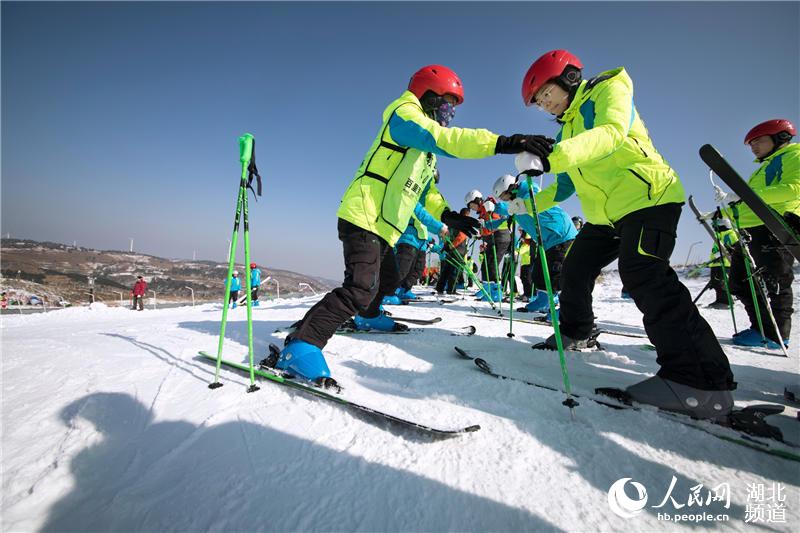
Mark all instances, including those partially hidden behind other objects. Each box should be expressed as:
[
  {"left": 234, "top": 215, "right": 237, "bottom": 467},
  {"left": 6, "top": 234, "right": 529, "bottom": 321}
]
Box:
[{"left": 239, "top": 133, "right": 254, "bottom": 164}]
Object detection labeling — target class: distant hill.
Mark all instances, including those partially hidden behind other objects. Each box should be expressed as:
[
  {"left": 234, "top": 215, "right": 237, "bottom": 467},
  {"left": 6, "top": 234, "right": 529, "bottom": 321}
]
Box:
[{"left": 0, "top": 238, "right": 335, "bottom": 306}]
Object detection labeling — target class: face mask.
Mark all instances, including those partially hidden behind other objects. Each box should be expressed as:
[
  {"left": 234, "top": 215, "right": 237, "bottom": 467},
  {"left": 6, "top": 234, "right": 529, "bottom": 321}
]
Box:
[{"left": 434, "top": 101, "right": 456, "bottom": 126}]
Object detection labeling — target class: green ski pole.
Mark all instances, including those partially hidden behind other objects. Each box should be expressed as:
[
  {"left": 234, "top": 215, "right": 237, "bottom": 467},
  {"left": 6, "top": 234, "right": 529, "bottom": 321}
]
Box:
[
  {"left": 710, "top": 210, "right": 737, "bottom": 334},
  {"left": 240, "top": 134, "right": 259, "bottom": 393},
  {"left": 730, "top": 204, "right": 766, "bottom": 342},
  {"left": 444, "top": 235, "right": 500, "bottom": 314},
  {"left": 522, "top": 173, "right": 578, "bottom": 415},
  {"left": 730, "top": 204, "right": 789, "bottom": 356},
  {"left": 210, "top": 135, "right": 252, "bottom": 389},
  {"left": 507, "top": 217, "right": 517, "bottom": 338}
]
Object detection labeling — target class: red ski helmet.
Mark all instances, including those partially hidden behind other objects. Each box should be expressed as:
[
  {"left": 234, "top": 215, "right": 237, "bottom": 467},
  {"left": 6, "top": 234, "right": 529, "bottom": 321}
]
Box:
[
  {"left": 744, "top": 119, "right": 796, "bottom": 145},
  {"left": 249, "top": 262, "right": 257, "bottom": 269},
  {"left": 408, "top": 65, "right": 464, "bottom": 105},
  {"left": 522, "top": 50, "right": 583, "bottom": 107}
]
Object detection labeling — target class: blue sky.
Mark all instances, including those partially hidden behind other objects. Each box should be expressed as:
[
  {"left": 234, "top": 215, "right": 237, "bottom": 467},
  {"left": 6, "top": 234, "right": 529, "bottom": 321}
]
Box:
[{"left": 2, "top": 1, "right": 798, "bottom": 279}]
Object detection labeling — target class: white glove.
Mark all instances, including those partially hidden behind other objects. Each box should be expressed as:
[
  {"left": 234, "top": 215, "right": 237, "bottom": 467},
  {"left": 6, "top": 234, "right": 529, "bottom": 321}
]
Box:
[
  {"left": 713, "top": 185, "right": 739, "bottom": 204},
  {"left": 515, "top": 152, "right": 544, "bottom": 175},
  {"left": 483, "top": 200, "right": 496, "bottom": 212},
  {"left": 439, "top": 225, "right": 449, "bottom": 238},
  {"left": 506, "top": 198, "right": 529, "bottom": 216}
]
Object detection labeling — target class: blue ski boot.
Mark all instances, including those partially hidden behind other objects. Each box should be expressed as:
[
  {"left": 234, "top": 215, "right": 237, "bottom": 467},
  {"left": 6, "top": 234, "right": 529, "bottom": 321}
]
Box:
[
  {"left": 274, "top": 339, "right": 332, "bottom": 383},
  {"left": 479, "top": 282, "right": 501, "bottom": 303},
  {"left": 382, "top": 294, "right": 403, "bottom": 306},
  {"left": 352, "top": 311, "right": 408, "bottom": 332},
  {"left": 733, "top": 328, "right": 789, "bottom": 350},
  {"left": 253, "top": 300, "right": 260, "bottom": 307},
  {"left": 396, "top": 287, "right": 417, "bottom": 300},
  {"left": 525, "top": 290, "right": 557, "bottom": 313}
]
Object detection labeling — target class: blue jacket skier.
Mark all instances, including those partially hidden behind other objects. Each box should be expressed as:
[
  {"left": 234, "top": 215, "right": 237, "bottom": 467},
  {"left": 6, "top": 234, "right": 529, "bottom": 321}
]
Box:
[
  {"left": 249, "top": 263, "right": 262, "bottom": 306},
  {"left": 490, "top": 175, "right": 577, "bottom": 312},
  {"left": 228, "top": 271, "right": 241, "bottom": 309}
]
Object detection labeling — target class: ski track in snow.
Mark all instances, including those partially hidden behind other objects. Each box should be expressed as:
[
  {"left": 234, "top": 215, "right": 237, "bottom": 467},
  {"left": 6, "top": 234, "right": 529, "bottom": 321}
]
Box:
[{"left": 1, "top": 277, "right": 798, "bottom": 531}]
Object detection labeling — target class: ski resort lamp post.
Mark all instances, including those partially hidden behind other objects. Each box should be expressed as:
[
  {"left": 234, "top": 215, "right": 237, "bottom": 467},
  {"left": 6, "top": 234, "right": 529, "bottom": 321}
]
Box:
[
  {"left": 298, "top": 282, "right": 317, "bottom": 296},
  {"left": 115, "top": 291, "right": 125, "bottom": 307},
  {"left": 684, "top": 241, "right": 703, "bottom": 269},
  {"left": 185, "top": 286, "right": 195, "bottom": 306},
  {"left": 150, "top": 290, "right": 157, "bottom": 310}
]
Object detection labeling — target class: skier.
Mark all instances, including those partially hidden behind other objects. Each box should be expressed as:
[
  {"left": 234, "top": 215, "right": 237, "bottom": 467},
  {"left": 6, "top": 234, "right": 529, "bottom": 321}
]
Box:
[
  {"left": 0, "top": 292, "right": 7, "bottom": 310},
  {"left": 491, "top": 174, "right": 578, "bottom": 313},
  {"left": 436, "top": 208, "right": 471, "bottom": 294},
  {"left": 131, "top": 275, "right": 147, "bottom": 311},
  {"left": 517, "top": 49, "right": 735, "bottom": 418},
  {"left": 249, "top": 263, "right": 262, "bottom": 306},
  {"left": 706, "top": 218, "right": 737, "bottom": 309},
  {"left": 713, "top": 119, "right": 798, "bottom": 349},
  {"left": 465, "top": 189, "right": 510, "bottom": 302},
  {"left": 228, "top": 271, "right": 241, "bottom": 309},
  {"left": 275, "top": 64, "right": 554, "bottom": 386}
]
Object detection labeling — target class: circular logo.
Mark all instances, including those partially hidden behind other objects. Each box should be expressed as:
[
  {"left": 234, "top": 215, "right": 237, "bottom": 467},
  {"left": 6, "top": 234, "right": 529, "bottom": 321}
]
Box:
[{"left": 607, "top": 478, "right": 648, "bottom": 519}]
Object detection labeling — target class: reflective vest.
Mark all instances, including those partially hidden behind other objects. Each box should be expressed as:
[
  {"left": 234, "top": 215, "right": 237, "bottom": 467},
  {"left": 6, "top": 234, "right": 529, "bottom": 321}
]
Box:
[{"left": 336, "top": 91, "right": 497, "bottom": 246}]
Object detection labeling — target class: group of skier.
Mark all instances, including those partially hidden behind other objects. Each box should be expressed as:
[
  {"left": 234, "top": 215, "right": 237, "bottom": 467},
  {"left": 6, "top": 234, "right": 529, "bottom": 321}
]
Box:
[
  {"left": 226, "top": 263, "right": 263, "bottom": 309},
  {"left": 261, "top": 49, "right": 796, "bottom": 420}
]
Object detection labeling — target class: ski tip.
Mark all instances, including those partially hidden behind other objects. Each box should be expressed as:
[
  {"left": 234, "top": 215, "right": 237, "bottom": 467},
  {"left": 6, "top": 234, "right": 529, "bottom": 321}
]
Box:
[{"left": 463, "top": 424, "right": 481, "bottom": 433}]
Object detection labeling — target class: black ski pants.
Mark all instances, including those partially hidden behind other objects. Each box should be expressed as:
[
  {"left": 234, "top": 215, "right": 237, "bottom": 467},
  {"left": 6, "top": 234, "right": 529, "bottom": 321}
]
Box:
[
  {"left": 480, "top": 230, "right": 511, "bottom": 282},
  {"left": 728, "top": 225, "right": 794, "bottom": 342},
  {"left": 397, "top": 243, "right": 425, "bottom": 290},
  {"left": 520, "top": 263, "right": 534, "bottom": 297},
  {"left": 436, "top": 243, "right": 467, "bottom": 294},
  {"left": 531, "top": 240, "right": 572, "bottom": 293},
  {"left": 289, "top": 219, "right": 400, "bottom": 349},
  {"left": 559, "top": 203, "right": 734, "bottom": 391}
]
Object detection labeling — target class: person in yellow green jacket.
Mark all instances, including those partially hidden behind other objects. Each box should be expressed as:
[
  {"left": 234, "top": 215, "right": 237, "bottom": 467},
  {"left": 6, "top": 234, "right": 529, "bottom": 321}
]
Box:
[
  {"left": 516, "top": 50, "right": 735, "bottom": 419},
  {"left": 714, "top": 119, "right": 798, "bottom": 349},
  {"left": 517, "top": 230, "right": 533, "bottom": 300},
  {"left": 706, "top": 218, "right": 738, "bottom": 309},
  {"left": 272, "top": 64, "right": 554, "bottom": 386}
]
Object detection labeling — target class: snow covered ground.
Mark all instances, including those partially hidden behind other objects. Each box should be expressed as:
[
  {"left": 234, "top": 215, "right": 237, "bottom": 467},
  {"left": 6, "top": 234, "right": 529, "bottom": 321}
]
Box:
[{"left": 2, "top": 275, "right": 798, "bottom": 532}]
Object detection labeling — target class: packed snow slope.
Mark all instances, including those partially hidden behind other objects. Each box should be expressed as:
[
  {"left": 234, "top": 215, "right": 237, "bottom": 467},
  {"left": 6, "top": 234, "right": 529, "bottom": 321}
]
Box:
[{"left": 2, "top": 274, "right": 799, "bottom": 532}]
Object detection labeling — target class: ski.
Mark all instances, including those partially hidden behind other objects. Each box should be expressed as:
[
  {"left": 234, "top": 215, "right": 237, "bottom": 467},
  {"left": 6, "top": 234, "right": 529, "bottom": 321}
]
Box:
[
  {"left": 466, "top": 313, "right": 649, "bottom": 339},
  {"left": 403, "top": 297, "right": 458, "bottom": 304},
  {"left": 699, "top": 144, "right": 800, "bottom": 261},
  {"left": 199, "top": 351, "right": 480, "bottom": 436},
  {"left": 382, "top": 313, "right": 443, "bottom": 325},
  {"left": 274, "top": 322, "right": 475, "bottom": 337},
  {"left": 453, "top": 347, "right": 799, "bottom": 461}
]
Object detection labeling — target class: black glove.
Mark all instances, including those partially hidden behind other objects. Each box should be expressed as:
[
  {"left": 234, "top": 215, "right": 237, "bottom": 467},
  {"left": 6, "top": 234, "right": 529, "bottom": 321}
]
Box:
[
  {"left": 441, "top": 209, "right": 480, "bottom": 238},
  {"left": 495, "top": 134, "right": 555, "bottom": 157}
]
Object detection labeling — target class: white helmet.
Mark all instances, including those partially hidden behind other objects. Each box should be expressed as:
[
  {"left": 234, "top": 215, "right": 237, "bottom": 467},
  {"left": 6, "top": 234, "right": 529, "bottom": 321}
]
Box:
[
  {"left": 233, "top": 270, "right": 239, "bottom": 276},
  {"left": 493, "top": 174, "right": 518, "bottom": 198},
  {"left": 465, "top": 189, "right": 483, "bottom": 205}
]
